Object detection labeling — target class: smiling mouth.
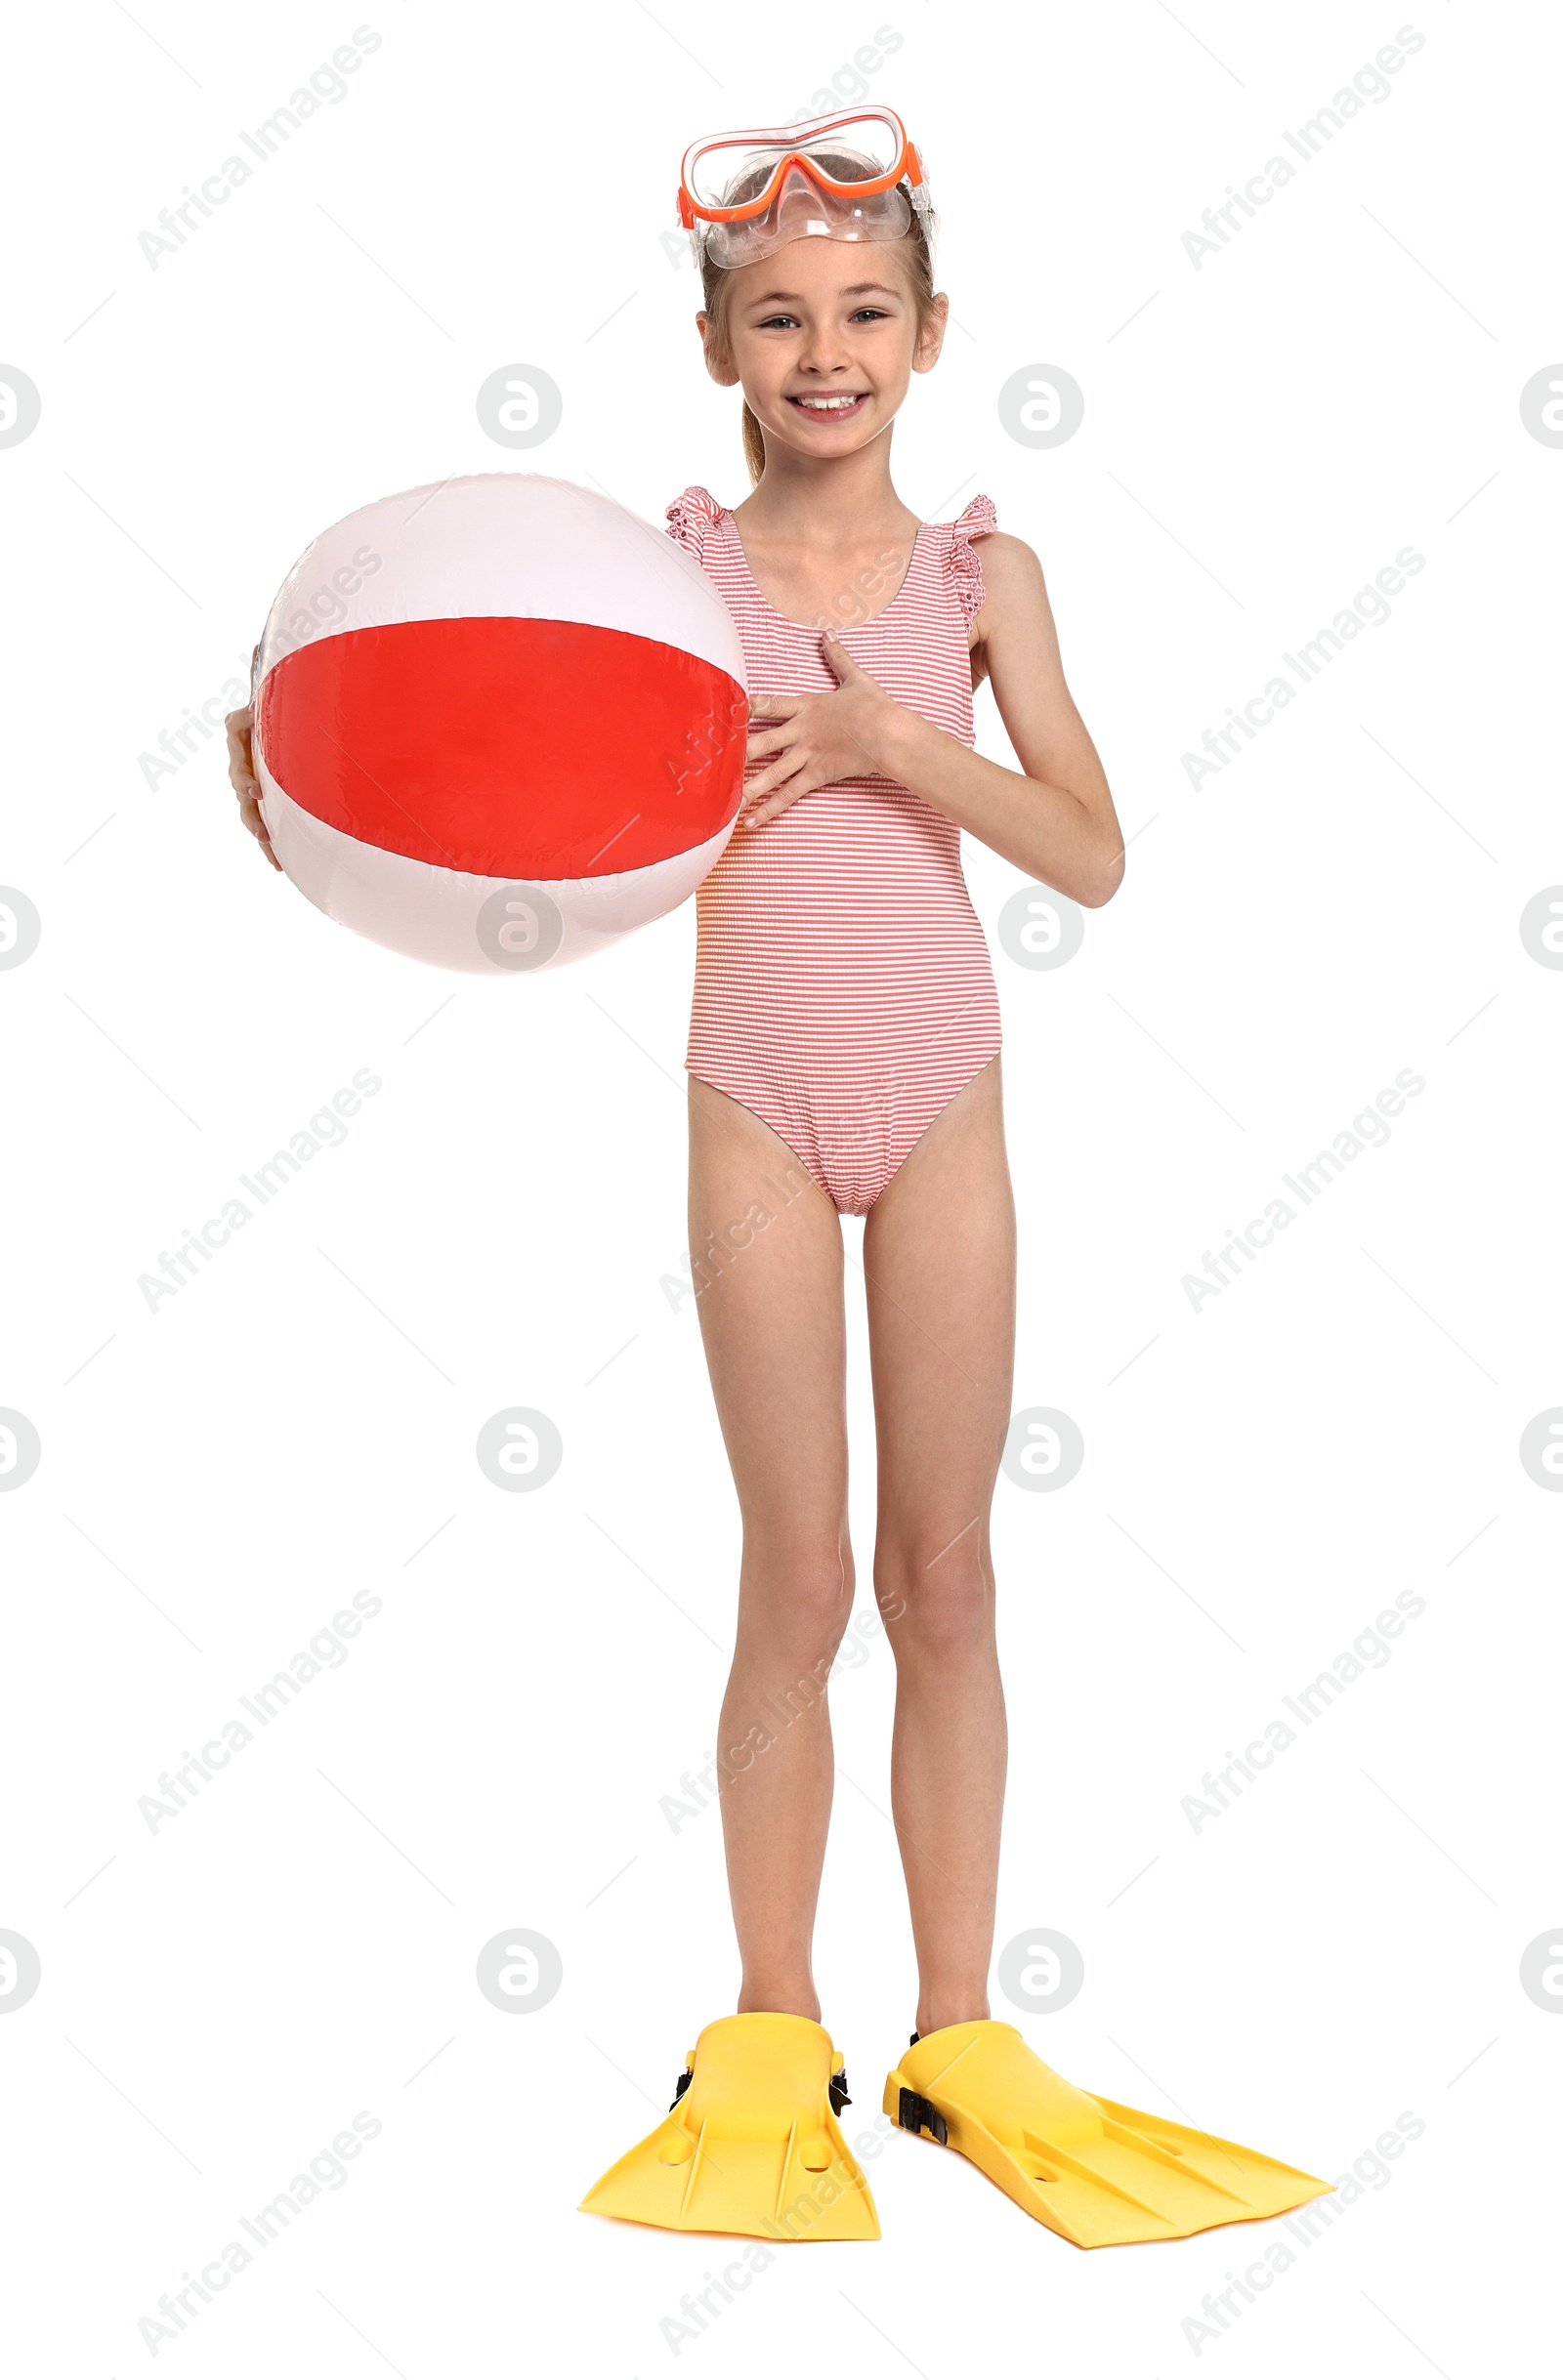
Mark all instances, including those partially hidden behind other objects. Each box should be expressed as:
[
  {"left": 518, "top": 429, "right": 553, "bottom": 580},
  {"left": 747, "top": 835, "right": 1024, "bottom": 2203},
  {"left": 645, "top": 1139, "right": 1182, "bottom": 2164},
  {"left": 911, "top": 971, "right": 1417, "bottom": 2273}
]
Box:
[{"left": 786, "top": 392, "right": 868, "bottom": 418}]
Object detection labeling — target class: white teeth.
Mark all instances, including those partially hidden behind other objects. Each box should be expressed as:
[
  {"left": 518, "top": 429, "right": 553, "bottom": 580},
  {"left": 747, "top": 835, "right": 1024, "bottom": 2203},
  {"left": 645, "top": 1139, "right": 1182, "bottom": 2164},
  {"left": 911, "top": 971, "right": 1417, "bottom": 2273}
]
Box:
[{"left": 795, "top": 395, "right": 861, "bottom": 410}]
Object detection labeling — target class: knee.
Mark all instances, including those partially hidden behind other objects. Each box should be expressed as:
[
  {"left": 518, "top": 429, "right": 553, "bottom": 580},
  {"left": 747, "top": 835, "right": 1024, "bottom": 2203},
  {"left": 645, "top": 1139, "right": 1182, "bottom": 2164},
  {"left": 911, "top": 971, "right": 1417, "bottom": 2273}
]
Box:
[
  {"left": 875, "top": 1538, "right": 993, "bottom": 1660},
  {"left": 739, "top": 1530, "right": 855, "bottom": 1666}
]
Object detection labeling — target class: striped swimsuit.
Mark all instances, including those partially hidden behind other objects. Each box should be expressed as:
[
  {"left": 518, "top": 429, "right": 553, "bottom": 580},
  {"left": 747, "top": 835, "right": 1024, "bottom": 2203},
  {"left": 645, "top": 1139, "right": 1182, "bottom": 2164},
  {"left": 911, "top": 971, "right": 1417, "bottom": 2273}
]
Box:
[{"left": 666, "top": 485, "right": 1003, "bottom": 1215}]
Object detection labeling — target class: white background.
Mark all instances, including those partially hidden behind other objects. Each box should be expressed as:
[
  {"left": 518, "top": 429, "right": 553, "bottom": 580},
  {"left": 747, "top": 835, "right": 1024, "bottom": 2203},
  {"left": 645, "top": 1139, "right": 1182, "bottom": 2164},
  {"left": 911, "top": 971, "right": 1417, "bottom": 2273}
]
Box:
[{"left": 3, "top": 1, "right": 1559, "bottom": 2371}]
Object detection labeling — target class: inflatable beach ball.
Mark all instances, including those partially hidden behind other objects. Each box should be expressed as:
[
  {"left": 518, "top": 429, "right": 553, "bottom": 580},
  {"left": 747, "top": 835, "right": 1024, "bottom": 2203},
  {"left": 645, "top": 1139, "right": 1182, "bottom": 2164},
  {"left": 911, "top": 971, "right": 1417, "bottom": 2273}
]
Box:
[{"left": 252, "top": 474, "right": 748, "bottom": 972}]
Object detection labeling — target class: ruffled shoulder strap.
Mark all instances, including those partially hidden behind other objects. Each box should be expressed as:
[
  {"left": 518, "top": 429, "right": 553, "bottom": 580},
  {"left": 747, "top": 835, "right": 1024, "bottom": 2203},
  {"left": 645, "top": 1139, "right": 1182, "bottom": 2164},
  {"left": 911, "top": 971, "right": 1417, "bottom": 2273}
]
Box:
[
  {"left": 948, "top": 492, "right": 998, "bottom": 623},
  {"left": 665, "top": 484, "right": 728, "bottom": 563}
]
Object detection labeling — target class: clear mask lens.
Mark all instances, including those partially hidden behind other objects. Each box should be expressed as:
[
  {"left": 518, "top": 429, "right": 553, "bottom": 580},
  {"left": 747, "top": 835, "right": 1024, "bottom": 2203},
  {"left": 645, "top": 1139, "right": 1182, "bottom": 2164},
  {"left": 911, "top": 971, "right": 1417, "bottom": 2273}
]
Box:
[
  {"left": 703, "top": 168, "right": 912, "bottom": 269},
  {"left": 687, "top": 111, "right": 906, "bottom": 214}
]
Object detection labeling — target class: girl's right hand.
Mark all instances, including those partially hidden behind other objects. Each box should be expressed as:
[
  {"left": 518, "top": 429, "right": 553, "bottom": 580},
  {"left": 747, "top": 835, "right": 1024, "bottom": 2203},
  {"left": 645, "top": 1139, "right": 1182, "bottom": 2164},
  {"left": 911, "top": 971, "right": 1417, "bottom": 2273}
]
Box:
[{"left": 225, "top": 700, "right": 281, "bottom": 871}]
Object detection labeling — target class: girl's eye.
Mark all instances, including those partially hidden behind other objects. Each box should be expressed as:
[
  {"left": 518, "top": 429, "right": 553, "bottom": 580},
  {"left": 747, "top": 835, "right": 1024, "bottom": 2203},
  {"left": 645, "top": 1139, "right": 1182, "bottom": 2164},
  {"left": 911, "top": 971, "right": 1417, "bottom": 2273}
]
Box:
[{"left": 754, "top": 308, "right": 890, "bottom": 329}]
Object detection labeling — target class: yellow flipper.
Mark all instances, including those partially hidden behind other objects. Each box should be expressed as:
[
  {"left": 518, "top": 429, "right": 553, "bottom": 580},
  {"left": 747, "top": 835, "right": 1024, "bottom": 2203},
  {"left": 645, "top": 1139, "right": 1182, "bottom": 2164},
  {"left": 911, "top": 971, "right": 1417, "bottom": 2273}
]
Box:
[
  {"left": 581, "top": 2012, "right": 880, "bottom": 2241},
  {"left": 885, "top": 2021, "right": 1331, "bottom": 2247}
]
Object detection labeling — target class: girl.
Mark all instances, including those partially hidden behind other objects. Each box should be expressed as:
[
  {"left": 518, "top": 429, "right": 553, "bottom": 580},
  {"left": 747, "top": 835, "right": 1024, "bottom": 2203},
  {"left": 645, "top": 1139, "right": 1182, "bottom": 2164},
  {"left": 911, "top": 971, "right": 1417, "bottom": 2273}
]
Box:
[{"left": 227, "top": 106, "right": 1328, "bottom": 2248}]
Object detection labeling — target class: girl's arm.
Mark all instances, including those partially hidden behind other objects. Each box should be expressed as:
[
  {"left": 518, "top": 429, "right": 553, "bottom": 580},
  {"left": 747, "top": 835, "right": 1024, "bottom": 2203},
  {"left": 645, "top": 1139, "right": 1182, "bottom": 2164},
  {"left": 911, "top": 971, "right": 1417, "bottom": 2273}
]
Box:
[{"left": 741, "top": 531, "right": 1124, "bottom": 908}]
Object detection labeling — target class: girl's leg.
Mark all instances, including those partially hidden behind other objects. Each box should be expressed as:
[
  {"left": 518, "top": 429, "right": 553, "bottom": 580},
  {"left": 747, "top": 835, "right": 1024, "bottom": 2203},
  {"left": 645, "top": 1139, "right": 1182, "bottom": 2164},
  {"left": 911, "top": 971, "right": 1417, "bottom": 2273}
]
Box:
[
  {"left": 687, "top": 1079, "right": 856, "bottom": 2022},
  {"left": 862, "top": 1057, "right": 1016, "bottom": 2037}
]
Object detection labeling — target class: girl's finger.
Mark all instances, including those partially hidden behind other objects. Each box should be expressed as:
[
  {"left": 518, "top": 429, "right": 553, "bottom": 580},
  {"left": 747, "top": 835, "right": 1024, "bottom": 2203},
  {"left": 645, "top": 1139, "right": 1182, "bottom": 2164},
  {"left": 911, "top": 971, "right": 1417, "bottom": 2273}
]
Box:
[
  {"left": 820, "top": 635, "right": 865, "bottom": 683},
  {"left": 745, "top": 775, "right": 815, "bottom": 827},
  {"left": 743, "top": 726, "right": 795, "bottom": 760},
  {"left": 747, "top": 693, "right": 799, "bottom": 720},
  {"left": 225, "top": 706, "right": 257, "bottom": 795},
  {"left": 238, "top": 795, "right": 282, "bottom": 869},
  {"left": 741, "top": 755, "right": 809, "bottom": 804}
]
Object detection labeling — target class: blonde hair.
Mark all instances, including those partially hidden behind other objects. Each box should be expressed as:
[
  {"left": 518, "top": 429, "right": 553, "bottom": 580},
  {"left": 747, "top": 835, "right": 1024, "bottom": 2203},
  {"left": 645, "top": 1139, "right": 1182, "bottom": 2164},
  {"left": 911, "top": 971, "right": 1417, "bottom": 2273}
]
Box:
[{"left": 697, "top": 148, "right": 941, "bottom": 487}]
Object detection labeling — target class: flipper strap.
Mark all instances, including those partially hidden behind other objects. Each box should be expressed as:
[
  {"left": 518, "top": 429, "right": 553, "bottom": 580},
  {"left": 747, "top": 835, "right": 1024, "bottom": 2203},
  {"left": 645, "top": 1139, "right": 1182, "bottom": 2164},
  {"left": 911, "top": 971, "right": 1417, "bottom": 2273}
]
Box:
[
  {"left": 897, "top": 2086, "right": 948, "bottom": 2146},
  {"left": 676, "top": 2055, "right": 850, "bottom": 2114}
]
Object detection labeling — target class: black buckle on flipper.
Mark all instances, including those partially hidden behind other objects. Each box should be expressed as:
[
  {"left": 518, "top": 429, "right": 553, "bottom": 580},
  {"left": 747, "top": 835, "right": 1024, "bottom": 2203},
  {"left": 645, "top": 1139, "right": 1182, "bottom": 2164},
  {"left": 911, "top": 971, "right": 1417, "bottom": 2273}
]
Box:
[
  {"left": 898, "top": 2087, "right": 948, "bottom": 2146},
  {"left": 670, "top": 2067, "right": 693, "bottom": 2109}
]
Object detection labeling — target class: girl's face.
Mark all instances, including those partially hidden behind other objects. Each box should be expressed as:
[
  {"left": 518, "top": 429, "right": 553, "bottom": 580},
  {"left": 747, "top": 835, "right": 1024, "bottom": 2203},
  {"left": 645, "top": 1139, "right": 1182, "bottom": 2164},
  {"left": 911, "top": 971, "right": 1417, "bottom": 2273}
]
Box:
[{"left": 698, "top": 235, "right": 947, "bottom": 461}]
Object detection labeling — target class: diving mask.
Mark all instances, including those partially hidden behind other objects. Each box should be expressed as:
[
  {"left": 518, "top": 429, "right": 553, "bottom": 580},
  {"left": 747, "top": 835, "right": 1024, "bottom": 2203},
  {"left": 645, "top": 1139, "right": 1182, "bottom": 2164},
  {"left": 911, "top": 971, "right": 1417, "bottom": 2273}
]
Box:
[{"left": 677, "top": 105, "right": 931, "bottom": 271}]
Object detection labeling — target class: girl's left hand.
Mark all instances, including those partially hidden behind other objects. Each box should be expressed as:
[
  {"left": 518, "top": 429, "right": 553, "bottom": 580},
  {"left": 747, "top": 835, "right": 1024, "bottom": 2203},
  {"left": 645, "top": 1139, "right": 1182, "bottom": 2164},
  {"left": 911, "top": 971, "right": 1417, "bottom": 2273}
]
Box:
[{"left": 740, "top": 637, "right": 901, "bottom": 826}]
